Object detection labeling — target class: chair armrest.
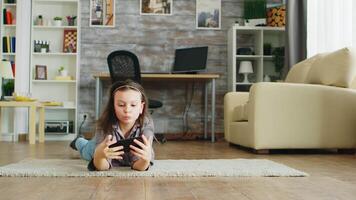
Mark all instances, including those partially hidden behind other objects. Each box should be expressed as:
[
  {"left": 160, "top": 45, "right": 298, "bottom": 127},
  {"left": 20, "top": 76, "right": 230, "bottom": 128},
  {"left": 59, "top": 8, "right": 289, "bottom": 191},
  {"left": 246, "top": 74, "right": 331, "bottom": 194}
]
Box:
[
  {"left": 249, "top": 82, "right": 356, "bottom": 148},
  {"left": 224, "top": 92, "right": 249, "bottom": 140}
]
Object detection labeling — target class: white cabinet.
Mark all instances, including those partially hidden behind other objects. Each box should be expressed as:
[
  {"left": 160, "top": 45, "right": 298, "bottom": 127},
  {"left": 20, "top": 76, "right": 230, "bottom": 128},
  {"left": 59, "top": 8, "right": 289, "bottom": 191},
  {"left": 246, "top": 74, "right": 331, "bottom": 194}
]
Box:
[
  {"left": 0, "top": 0, "right": 16, "bottom": 76},
  {"left": 227, "top": 25, "right": 285, "bottom": 92},
  {"left": 30, "top": 0, "right": 80, "bottom": 140}
]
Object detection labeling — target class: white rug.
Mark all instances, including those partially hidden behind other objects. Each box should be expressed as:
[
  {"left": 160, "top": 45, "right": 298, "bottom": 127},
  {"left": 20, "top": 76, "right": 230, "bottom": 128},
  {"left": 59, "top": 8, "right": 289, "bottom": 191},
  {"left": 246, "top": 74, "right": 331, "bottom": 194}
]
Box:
[{"left": 0, "top": 159, "right": 308, "bottom": 177}]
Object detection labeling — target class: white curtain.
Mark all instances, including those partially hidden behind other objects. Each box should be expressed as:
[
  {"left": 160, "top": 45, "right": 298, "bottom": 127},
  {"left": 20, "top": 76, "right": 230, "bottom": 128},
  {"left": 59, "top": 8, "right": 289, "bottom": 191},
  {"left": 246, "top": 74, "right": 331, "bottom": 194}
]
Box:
[{"left": 307, "top": 0, "right": 354, "bottom": 57}]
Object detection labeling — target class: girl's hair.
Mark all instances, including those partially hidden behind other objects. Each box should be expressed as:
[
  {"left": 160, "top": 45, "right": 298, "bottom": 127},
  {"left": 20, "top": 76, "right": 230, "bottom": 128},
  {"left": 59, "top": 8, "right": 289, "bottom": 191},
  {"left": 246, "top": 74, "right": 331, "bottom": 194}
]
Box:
[{"left": 97, "top": 79, "right": 150, "bottom": 135}]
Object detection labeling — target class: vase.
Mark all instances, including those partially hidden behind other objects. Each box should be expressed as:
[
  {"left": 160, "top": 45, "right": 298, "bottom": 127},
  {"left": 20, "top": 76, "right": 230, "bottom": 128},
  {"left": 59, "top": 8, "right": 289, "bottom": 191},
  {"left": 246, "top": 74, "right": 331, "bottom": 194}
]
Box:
[
  {"left": 54, "top": 20, "right": 62, "bottom": 27},
  {"left": 60, "top": 70, "right": 68, "bottom": 77}
]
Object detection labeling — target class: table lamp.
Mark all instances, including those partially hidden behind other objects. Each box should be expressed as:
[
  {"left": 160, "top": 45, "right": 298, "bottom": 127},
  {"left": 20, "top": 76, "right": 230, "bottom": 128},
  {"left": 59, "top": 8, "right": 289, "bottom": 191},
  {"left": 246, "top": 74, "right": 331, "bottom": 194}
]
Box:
[
  {"left": 0, "top": 60, "right": 15, "bottom": 100},
  {"left": 239, "top": 61, "right": 253, "bottom": 83}
]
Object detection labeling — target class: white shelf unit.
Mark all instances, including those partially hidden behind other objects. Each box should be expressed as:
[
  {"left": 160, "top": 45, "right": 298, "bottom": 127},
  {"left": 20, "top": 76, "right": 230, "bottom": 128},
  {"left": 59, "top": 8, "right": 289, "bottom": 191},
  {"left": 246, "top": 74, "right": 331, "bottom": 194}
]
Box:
[
  {"left": 30, "top": 0, "right": 80, "bottom": 139},
  {"left": 0, "top": 0, "right": 16, "bottom": 140},
  {"left": 0, "top": 0, "right": 16, "bottom": 69},
  {"left": 227, "top": 25, "right": 285, "bottom": 92}
]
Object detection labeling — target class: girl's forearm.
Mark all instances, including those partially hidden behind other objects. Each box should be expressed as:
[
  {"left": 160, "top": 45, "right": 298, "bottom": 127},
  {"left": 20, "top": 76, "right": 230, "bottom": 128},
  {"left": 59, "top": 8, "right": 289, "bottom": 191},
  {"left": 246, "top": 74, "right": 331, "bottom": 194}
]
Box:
[{"left": 132, "top": 159, "right": 150, "bottom": 171}]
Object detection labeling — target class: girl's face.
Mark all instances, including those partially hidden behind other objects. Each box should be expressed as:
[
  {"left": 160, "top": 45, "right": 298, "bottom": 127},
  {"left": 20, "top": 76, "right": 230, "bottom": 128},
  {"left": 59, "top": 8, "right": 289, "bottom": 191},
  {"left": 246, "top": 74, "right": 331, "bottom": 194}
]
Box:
[{"left": 113, "top": 89, "right": 144, "bottom": 126}]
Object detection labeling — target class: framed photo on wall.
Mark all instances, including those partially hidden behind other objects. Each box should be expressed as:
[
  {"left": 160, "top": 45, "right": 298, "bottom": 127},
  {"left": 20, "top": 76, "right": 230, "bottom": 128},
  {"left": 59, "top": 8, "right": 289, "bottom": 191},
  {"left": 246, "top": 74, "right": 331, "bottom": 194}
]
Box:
[
  {"left": 90, "top": 0, "right": 115, "bottom": 27},
  {"left": 140, "top": 0, "right": 172, "bottom": 15},
  {"left": 196, "top": 0, "right": 221, "bottom": 30},
  {"left": 35, "top": 65, "right": 47, "bottom": 80}
]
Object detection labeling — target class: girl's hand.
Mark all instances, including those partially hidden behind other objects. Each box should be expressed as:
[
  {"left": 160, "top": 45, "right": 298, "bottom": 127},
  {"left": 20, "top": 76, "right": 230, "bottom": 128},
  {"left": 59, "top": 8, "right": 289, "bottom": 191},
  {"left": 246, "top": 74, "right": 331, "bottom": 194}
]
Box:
[
  {"left": 95, "top": 135, "right": 124, "bottom": 160},
  {"left": 130, "top": 135, "right": 152, "bottom": 162}
]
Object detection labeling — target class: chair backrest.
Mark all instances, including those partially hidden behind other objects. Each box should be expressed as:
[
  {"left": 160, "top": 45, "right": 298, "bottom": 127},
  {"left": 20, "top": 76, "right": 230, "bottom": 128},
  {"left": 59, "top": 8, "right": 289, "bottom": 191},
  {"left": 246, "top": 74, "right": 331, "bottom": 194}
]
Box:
[{"left": 107, "top": 50, "right": 141, "bottom": 84}]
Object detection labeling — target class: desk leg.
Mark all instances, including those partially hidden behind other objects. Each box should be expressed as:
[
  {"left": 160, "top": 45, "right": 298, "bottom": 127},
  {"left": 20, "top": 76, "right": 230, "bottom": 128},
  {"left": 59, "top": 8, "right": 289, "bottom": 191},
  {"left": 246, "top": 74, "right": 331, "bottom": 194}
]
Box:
[
  {"left": 204, "top": 82, "right": 208, "bottom": 139},
  {"left": 29, "top": 106, "right": 36, "bottom": 144},
  {"left": 211, "top": 79, "right": 216, "bottom": 142},
  {"left": 38, "top": 107, "right": 45, "bottom": 143},
  {"left": 95, "top": 77, "right": 102, "bottom": 120}
]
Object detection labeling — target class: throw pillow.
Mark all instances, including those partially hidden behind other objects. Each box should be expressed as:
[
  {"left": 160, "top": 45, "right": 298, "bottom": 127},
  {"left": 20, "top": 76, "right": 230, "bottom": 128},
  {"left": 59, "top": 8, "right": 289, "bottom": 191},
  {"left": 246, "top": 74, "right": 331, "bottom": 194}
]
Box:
[
  {"left": 307, "top": 47, "right": 355, "bottom": 88},
  {"left": 285, "top": 54, "right": 322, "bottom": 83}
]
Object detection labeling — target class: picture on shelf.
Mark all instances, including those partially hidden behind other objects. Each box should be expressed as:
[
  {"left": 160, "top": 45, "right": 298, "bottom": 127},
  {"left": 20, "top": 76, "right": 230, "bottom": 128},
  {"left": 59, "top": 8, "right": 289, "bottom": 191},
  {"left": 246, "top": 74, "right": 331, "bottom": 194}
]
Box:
[
  {"left": 35, "top": 65, "right": 47, "bottom": 80},
  {"left": 90, "top": 0, "right": 115, "bottom": 27},
  {"left": 196, "top": 0, "right": 221, "bottom": 29},
  {"left": 63, "top": 29, "right": 77, "bottom": 53},
  {"left": 140, "top": 0, "right": 172, "bottom": 15}
]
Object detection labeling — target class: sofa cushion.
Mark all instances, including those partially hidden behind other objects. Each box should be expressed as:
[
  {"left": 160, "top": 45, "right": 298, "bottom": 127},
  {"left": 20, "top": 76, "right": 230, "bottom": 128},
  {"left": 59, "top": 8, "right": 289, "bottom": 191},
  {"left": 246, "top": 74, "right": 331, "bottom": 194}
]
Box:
[
  {"left": 307, "top": 47, "right": 355, "bottom": 88},
  {"left": 232, "top": 103, "right": 249, "bottom": 122},
  {"left": 285, "top": 54, "right": 322, "bottom": 83}
]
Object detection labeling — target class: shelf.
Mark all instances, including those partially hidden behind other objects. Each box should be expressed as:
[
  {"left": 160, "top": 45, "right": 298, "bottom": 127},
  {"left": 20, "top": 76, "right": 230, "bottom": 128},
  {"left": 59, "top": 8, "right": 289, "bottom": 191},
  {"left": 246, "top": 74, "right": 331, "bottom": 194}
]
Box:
[
  {"left": 263, "top": 56, "right": 274, "bottom": 60},
  {"left": 232, "top": 25, "right": 285, "bottom": 31},
  {"left": 3, "top": 3, "right": 16, "bottom": 6},
  {"left": 33, "top": 25, "right": 78, "bottom": 29},
  {"left": 31, "top": 0, "right": 80, "bottom": 138},
  {"left": 45, "top": 106, "right": 76, "bottom": 110},
  {"left": 236, "top": 55, "right": 262, "bottom": 60},
  {"left": 236, "top": 82, "right": 253, "bottom": 85},
  {"left": 33, "top": 52, "right": 77, "bottom": 56},
  {"left": 3, "top": 24, "right": 16, "bottom": 27},
  {"left": 34, "top": 0, "right": 78, "bottom": 2},
  {"left": 32, "top": 80, "right": 76, "bottom": 83},
  {"left": 44, "top": 133, "right": 76, "bottom": 141},
  {"left": 228, "top": 24, "right": 285, "bottom": 92},
  {"left": 2, "top": 53, "right": 16, "bottom": 56}
]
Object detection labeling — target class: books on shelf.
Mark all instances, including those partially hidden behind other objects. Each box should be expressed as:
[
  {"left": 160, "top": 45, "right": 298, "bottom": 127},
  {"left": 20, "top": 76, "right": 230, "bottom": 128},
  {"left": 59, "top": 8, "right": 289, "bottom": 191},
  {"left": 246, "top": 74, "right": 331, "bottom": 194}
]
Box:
[
  {"left": 2, "top": 36, "right": 16, "bottom": 53},
  {"left": 2, "top": 8, "right": 14, "bottom": 25}
]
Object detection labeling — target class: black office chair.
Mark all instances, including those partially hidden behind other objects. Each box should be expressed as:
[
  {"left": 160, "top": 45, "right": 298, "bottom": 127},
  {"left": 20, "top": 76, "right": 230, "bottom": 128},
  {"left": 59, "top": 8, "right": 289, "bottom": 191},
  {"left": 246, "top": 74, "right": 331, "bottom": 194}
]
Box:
[{"left": 107, "top": 50, "right": 163, "bottom": 109}]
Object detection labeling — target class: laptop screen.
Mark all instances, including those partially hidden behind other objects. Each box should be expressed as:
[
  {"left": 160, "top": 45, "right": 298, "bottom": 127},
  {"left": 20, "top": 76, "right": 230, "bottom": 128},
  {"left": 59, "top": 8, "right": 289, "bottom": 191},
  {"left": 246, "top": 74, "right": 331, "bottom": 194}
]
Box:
[{"left": 172, "top": 46, "right": 208, "bottom": 73}]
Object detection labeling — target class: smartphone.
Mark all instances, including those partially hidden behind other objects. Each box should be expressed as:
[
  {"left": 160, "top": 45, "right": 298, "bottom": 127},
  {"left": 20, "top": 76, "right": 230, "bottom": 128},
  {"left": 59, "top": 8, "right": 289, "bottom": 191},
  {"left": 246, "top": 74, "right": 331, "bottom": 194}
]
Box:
[{"left": 109, "top": 136, "right": 144, "bottom": 153}]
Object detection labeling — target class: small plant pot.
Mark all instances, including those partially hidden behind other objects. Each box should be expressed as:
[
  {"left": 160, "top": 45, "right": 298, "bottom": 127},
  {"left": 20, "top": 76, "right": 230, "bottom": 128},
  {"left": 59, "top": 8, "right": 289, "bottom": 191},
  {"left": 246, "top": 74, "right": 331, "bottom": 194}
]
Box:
[
  {"left": 54, "top": 20, "right": 62, "bottom": 27},
  {"left": 60, "top": 70, "right": 68, "bottom": 77}
]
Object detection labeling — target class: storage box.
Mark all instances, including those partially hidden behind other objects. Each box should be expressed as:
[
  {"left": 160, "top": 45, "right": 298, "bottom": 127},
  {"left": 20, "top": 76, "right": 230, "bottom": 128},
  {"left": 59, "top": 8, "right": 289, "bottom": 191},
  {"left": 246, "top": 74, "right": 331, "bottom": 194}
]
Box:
[
  {"left": 267, "top": 5, "right": 285, "bottom": 27},
  {"left": 45, "top": 120, "right": 73, "bottom": 134}
]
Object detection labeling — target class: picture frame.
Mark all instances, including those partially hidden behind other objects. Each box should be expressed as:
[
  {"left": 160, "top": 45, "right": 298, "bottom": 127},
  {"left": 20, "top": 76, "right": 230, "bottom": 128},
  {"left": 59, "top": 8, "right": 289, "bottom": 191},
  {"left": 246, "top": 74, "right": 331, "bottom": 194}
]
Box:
[
  {"left": 35, "top": 65, "right": 47, "bottom": 80},
  {"left": 140, "top": 0, "right": 172, "bottom": 15},
  {"left": 90, "top": 0, "right": 115, "bottom": 27},
  {"left": 63, "top": 29, "right": 77, "bottom": 53},
  {"left": 196, "top": 0, "right": 221, "bottom": 30}
]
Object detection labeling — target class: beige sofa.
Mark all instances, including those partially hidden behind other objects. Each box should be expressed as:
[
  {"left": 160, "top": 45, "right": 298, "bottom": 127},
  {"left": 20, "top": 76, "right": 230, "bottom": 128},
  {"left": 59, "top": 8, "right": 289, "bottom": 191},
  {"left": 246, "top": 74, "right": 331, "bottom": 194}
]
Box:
[{"left": 224, "top": 47, "right": 356, "bottom": 151}]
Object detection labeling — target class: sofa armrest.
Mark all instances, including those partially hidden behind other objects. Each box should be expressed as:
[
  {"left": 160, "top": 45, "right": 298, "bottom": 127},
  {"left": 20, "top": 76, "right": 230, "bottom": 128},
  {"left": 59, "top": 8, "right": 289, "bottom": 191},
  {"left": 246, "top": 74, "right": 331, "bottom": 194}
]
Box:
[
  {"left": 249, "top": 82, "right": 356, "bottom": 148},
  {"left": 224, "top": 92, "right": 249, "bottom": 141}
]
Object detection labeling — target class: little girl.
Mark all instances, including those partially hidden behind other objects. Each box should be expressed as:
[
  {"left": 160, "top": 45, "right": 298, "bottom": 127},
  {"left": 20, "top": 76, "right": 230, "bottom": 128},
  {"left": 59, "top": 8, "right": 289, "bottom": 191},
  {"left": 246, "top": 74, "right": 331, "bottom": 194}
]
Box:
[{"left": 71, "top": 80, "right": 154, "bottom": 171}]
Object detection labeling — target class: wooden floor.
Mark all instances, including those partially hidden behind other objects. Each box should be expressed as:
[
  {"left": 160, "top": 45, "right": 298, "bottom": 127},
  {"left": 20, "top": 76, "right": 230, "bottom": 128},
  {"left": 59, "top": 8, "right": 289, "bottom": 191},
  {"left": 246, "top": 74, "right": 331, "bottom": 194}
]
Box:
[{"left": 0, "top": 140, "right": 356, "bottom": 200}]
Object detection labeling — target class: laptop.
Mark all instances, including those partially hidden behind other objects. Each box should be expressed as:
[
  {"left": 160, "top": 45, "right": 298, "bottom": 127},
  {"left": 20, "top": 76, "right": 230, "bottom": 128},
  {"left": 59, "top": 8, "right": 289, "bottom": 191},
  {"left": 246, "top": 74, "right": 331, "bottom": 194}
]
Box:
[{"left": 171, "top": 46, "right": 208, "bottom": 74}]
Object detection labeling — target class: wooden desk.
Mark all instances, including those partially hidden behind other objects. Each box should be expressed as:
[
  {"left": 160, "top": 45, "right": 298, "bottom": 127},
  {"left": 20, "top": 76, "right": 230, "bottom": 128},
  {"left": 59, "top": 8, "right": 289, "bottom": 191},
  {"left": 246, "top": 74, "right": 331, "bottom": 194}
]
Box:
[
  {"left": 0, "top": 101, "right": 45, "bottom": 144},
  {"left": 93, "top": 72, "right": 220, "bottom": 142}
]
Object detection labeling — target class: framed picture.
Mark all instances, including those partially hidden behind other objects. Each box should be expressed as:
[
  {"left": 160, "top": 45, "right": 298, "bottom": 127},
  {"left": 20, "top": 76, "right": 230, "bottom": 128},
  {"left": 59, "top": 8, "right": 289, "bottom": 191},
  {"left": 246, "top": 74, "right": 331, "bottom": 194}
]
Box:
[
  {"left": 90, "top": 0, "right": 115, "bottom": 27},
  {"left": 63, "top": 29, "right": 77, "bottom": 53},
  {"left": 35, "top": 65, "right": 47, "bottom": 80},
  {"left": 196, "top": 0, "right": 221, "bottom": 30},
  {"left": 140, "top": 0, "right": 172, "bottom": 15}
]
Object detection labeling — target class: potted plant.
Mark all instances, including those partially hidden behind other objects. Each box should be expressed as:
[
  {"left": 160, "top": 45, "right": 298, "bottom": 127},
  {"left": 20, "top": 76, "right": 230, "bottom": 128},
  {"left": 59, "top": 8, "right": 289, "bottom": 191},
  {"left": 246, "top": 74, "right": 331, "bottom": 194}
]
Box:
[
  {"left": 53, "top": 16, "right": 62, "bottom": 26},
  {"left": 243, "top": 0, "right": 267, "bottom": 26},
  {"left": 58, "top": 66, "right": 68, "bottom": 77},
  {"left": 2, "top": 79, "right": 14, "bottom": 99},
  {"left": 272, "top": 46, "right": 285, "bottom": 79},
  {"left": 263, "top": 43, "right": 272, "bottom": 55},
  {"left": 66, "top": 15, "right": 77, "bottom": 26}
]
